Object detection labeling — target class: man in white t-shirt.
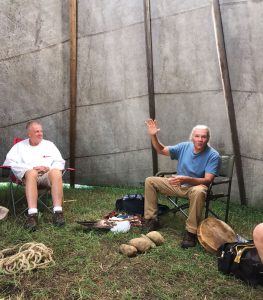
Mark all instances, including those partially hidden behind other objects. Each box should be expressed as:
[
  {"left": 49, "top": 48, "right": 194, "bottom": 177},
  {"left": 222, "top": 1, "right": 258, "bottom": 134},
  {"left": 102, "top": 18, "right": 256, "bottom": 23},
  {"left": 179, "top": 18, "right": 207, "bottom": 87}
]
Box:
[{"left": 4, "top": 121, "right": 65, "bottom": 231}]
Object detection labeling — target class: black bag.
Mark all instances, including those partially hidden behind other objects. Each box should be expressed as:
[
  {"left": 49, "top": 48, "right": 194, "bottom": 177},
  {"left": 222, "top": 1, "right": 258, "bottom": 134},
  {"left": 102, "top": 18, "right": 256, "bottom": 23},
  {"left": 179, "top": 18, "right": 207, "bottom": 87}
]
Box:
[
  {"left": 115, "top": 194, "right": 170, "bottom": 216},
  {"left": 217, "top": 241, "right": 263, "bottom": 286},
  {"left": 115, "top": 194, "right": 144, "bottom": 215}
]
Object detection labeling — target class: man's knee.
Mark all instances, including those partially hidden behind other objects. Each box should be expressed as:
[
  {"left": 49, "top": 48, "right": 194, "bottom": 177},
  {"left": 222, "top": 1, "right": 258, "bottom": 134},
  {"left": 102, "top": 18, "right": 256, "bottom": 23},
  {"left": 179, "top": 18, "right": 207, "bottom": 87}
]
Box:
[
  {"left": 192, "top": 185, "right": 207, "bottom": 193},
  {"left": 24, "top": 169, "right": 38, "bottom": 181},
  {"left": 145, "top": 176, "right": 161, "bottom": 187},
  {"left": 188, "top": 185, "right": 207, "bottom": 207},
  {"left": 48, "top": 169, "right": 63, "bottom": 185},
  {"left": 145, "top": 176, "right": 154, "bottom": 187},
  {"left": 49, "top": 169, "right": 62, "bottom": 178},
  {"left": 145, "top": 176, "right": 164, "bottom": 194},
  {"left": 189, "top": 185, "right": 207, "bottom": 197}
]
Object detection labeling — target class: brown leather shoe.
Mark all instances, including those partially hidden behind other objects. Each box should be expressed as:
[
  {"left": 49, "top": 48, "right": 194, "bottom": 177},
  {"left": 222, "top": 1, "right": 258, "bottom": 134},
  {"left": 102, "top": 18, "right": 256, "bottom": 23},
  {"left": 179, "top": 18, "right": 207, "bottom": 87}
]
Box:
[
  {"left": 53, "top": 212, "right": 65, "bottom": 227},
  {"left": 24, "top": 213, "right": 38, "bottom": 231},
  {"left": 181, "top": 231, "right": 197, "bottom": 248},
  {"left": 143, "top": 219, "right": 160, "bottom": 232}
]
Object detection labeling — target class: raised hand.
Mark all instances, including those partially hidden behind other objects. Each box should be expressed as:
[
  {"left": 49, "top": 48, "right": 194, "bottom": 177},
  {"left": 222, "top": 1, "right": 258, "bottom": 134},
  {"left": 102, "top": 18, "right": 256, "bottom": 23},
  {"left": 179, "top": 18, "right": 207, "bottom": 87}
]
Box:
[{"left": 145, "top": 119, "right": 160, "bottom": 136}]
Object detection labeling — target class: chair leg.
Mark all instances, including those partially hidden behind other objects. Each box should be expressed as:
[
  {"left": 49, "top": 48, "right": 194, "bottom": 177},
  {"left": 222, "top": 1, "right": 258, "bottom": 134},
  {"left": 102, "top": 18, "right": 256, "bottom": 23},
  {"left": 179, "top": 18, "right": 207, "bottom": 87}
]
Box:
[
  {"left": 10, "top": 182, "right": 16, "bottom": 217},
  {"left": 225, "top": 196, "right": 230, "bottom": 223},
  {"left": 205, "top": 197, "right": 229, "bottom": 222},
  {"left": 205, "top": 197, "right": 210, "bottom": 219},
  {"left": 168, "top": 197, "right": 189, "bottom": 218},
  {"left": 38, "top": 191, "right": 53, "bottom": 214},
  {"left": 10, "top": 183, "right": 29, "bottom": 217},
  {"left": 8, "top": 182, "right": 54, "bottom": 217}
]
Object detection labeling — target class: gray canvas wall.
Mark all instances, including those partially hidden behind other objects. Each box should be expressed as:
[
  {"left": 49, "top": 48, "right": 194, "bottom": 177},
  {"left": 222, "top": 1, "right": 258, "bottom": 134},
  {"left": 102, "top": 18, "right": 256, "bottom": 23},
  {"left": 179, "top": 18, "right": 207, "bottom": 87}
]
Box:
[
  {"left": 76, "top": 0, "right": 152, "bottom": 185},
  {"left": 0, "top": 0, "right": 70, "bottom": 161},
  {"left": 0, "top": 0, "right": 263, "bottom": 207}
]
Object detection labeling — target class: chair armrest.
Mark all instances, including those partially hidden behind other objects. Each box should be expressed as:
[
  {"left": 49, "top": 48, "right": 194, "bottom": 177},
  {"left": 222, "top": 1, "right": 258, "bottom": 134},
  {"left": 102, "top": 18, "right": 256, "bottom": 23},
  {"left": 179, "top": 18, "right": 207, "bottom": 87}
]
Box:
[
  {"left": 207, "top": 193, "right": 226, "bottom": 200},
  {"left": 62, "top": 167, "right": 75, "bottom": 176},
  {"left": 155, "top": 171, "right": 177, "bottom": 177},
  {"left": 0, "top": 166, "right": 11, "bottom": 178},
  {"left": 212, "top": 178, "right": 231, "bottom": 186},
  {"left": 65, "top": 168, "right": 75, "bottom": 171}
]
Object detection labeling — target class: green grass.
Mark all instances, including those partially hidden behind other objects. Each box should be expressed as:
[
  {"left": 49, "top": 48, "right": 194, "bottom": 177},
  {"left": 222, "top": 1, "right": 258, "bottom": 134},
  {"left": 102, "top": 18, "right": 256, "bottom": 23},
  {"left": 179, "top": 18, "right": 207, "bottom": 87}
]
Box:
[{"left": 1, "top": 186, "right": 263, "bottom": 300}]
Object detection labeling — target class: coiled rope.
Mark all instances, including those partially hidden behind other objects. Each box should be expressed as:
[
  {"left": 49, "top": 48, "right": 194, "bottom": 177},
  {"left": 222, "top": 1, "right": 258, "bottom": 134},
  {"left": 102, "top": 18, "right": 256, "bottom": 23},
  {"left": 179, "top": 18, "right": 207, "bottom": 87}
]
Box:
[{"left": 0, "top": 242, "right": 55, "bottom": 274}]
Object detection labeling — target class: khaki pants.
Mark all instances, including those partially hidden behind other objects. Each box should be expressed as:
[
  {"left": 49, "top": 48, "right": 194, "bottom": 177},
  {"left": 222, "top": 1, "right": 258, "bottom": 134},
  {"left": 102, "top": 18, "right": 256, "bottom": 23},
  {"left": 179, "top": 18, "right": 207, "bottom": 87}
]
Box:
[{"left": 144, "top": 176, "right": 208, "bottom": 234}]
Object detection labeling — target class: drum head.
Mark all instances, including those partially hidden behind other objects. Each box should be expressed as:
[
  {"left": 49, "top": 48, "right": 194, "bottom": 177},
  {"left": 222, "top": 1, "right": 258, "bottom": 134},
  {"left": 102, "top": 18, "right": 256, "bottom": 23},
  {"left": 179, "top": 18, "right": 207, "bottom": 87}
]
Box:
[
  {"left": 0, "top": 206, "right": 9, "bottom": 221},
  {"left": 197, "top": 217, "right": 237, "bottom": 254}
]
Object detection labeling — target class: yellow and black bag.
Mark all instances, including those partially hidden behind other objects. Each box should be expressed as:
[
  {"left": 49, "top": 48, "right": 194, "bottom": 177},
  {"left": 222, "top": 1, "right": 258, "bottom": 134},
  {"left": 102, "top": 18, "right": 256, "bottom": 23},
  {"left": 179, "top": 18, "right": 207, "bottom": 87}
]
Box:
[{"left": 217, "top": 241, "right": 263, "bottom": 286}]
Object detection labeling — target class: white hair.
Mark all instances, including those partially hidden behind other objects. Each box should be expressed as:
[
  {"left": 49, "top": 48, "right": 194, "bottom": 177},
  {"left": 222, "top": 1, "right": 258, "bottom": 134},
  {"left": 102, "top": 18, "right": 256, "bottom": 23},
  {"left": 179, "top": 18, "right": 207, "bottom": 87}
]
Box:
[
  {"left": 26, "top": 120, "right": 42, "bottom": 131},
  {"left": 189, "top": 125, "right": 211, "bottom": 141}
]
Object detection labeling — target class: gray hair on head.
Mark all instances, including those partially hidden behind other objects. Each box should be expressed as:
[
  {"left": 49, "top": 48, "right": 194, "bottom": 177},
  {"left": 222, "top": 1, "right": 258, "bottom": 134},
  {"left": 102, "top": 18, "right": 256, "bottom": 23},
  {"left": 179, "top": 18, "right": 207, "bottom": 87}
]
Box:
[
  {"left": 189, "top": 125, "right": 211, "bottom": 141},
  {"left": 26, "top": 120, "right": 42, "bottom": 131}
]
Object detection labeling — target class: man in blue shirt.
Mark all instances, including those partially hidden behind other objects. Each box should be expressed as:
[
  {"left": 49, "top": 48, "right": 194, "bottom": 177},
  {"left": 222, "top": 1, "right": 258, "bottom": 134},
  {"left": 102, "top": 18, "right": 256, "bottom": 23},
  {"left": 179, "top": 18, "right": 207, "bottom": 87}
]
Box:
[{"left": 144, "top": 119, "right": 220, "bottom": 248}]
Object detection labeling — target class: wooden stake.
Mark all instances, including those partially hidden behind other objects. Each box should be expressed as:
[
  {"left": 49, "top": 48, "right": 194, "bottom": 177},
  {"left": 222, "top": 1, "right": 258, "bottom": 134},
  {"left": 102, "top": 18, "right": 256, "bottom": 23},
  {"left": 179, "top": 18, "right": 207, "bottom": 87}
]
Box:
[
  {"left": 69, "top": 0, "right": 77, "bottom": 188},
  {"left": 212, "top": 0, "right": 247, "bottom": 205},
  {"left": 143, "top": 0, "right": 158, "bottom": 175}
]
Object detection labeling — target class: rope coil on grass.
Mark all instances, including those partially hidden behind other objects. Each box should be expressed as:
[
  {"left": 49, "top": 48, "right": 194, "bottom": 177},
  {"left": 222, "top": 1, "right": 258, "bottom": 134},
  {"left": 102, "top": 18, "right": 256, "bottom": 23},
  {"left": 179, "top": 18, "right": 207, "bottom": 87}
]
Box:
[{"left": 0, "top": 242, "right": 55, "bottom": 274}]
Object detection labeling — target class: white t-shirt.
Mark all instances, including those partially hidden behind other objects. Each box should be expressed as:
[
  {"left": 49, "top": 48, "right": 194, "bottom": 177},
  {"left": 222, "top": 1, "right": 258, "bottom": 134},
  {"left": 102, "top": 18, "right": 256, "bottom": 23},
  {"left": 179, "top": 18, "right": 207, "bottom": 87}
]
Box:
[{"left": 3, "top": 139, "right": 65, "bottom": 180}]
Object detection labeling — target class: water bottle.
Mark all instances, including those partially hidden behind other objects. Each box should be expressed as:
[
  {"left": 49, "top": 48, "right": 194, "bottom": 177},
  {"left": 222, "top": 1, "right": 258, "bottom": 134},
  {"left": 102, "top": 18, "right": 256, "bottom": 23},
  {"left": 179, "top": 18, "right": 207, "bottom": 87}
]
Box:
[{"left": 236, "top": 234, "right": 249, "bottom": 243}]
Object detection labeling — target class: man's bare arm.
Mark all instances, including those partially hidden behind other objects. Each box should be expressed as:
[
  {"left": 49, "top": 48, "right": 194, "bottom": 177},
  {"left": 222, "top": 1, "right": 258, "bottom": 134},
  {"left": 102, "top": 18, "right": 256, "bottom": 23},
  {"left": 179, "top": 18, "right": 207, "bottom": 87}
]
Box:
[
  {"left": 145, "top": 119, "right": 170, "bottom": 156},
  {"left": 168, "top": 173, "right": 215, "bottom": 187}
]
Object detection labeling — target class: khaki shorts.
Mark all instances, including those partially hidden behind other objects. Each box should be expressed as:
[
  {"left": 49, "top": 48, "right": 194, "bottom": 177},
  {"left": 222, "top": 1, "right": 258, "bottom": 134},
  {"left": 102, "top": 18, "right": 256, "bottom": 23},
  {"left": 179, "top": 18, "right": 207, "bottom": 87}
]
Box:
[
  {"left": 22, "top": 172, "right": 51, "bottom": 188},
  {"left": 37, "top": 172, "right": 51, "bottom": 188}
]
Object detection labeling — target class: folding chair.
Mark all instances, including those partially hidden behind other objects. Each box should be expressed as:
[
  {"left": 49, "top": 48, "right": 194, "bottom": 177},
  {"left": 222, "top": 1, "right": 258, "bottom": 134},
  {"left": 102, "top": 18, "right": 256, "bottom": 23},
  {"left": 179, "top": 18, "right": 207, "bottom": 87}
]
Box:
[
  {"left": 0, "top": 137, "right": 74, "bottom": 217},
  {"left": 9, "top": 171, "right": 52, "bottom": 217},
  {"left": 156, "top": 155, "right": 235, "bottom": 223}
]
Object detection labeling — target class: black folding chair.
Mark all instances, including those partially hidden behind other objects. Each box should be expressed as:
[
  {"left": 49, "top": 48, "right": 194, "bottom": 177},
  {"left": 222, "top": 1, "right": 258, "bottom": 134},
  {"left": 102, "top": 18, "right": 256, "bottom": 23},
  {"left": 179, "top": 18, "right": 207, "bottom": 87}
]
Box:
[{"left": 156, "top": 155, "right": 235, "bottom": 223}]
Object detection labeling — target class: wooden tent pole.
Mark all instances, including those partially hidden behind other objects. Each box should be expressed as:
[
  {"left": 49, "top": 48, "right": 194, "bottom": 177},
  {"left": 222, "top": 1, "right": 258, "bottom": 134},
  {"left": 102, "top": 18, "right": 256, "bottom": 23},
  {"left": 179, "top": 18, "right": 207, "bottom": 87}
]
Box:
[
  {"left": 143, "top": 0, "right": 158, "bottom": 175},
  {"left": 69, "top": 0, "right": 77, "bottom": 188},
  {"left": 212, "top": 0, "right": 247, "bottom": 205}
]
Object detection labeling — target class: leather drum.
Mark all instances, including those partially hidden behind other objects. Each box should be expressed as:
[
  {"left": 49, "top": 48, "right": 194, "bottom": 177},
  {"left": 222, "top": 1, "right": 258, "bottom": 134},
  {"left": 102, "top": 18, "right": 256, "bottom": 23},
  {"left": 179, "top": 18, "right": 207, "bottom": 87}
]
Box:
[
  {"left": 0, "top": 206, "right": 9, "bottom": 221},
  {"left": 197, "top": 217, "right": 237, "bottom": 254}
]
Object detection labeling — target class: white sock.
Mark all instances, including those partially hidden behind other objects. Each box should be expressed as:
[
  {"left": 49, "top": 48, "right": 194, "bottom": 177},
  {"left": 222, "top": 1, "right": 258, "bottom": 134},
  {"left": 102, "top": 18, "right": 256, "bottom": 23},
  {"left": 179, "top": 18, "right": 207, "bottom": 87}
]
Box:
[
  {"left": 28, "top": 208, "right": 38, "bottom": 215},
  {"left": 53, "top": 206, "right": 63, "bottom": 213}
]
